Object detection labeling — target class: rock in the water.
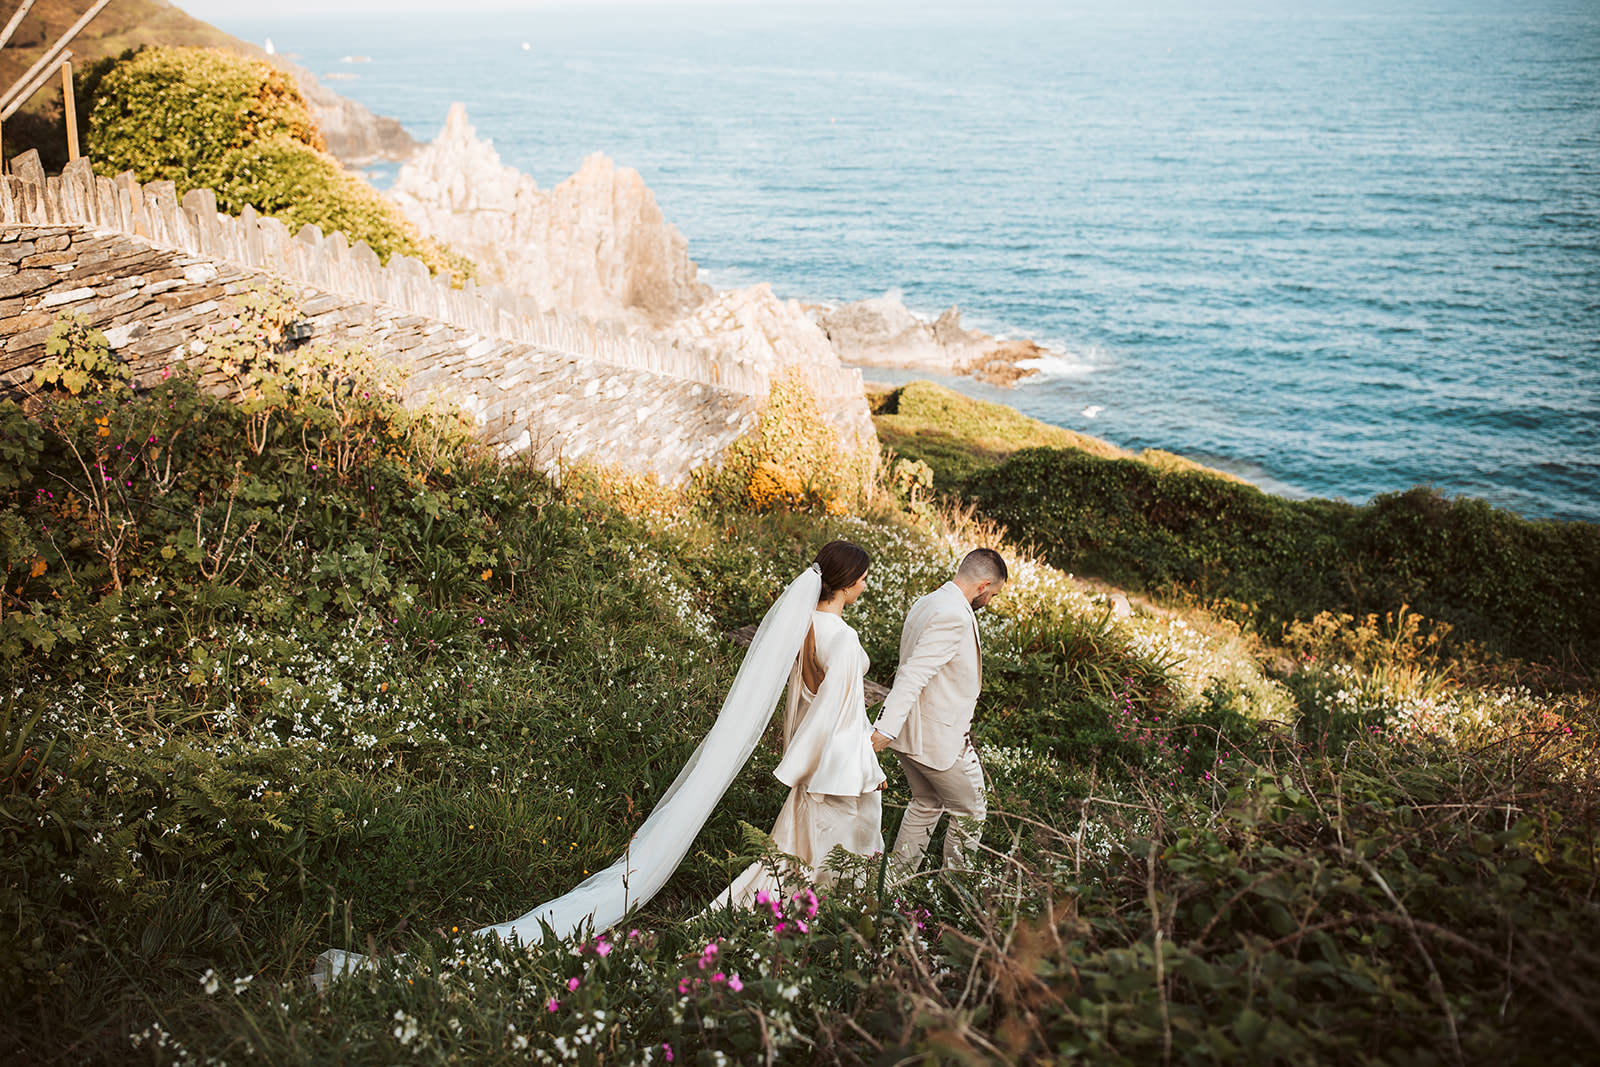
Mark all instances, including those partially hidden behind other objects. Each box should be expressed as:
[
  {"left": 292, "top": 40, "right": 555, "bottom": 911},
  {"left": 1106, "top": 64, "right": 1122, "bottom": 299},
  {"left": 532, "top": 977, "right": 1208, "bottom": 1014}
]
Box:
[
  {"left": 815, "top": 292, "right": 985, "bottom": 372},
  {"left": 390, "top": 104, "right": 708, "bottom": 325},
  {"left": 814, "top": 292, "right": 1046, "bottom": 386}
]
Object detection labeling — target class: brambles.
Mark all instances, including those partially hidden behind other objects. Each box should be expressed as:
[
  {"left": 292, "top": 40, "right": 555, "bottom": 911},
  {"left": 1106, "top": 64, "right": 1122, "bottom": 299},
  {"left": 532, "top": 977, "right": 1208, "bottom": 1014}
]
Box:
[{"left": 30, "top": 315, "right": 127, "bottom": 396}]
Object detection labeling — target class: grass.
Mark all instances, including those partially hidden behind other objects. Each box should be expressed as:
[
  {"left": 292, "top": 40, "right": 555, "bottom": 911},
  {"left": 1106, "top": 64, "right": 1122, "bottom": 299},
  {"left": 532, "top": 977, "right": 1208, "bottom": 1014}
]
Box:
[
  {"left": 2, "top": 326, "right": 1596, "bottom": 1063},
  {"left": 870, "top": 380, "right": 1243, "bottom": 488}
]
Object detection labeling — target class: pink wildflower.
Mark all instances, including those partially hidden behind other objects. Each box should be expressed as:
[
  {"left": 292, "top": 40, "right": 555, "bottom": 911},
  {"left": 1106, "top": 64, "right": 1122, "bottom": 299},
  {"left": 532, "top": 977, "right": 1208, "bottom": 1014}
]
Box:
[
  {"left": 546, "top": 998, "right": 560, "bottom": 1012},
  {"left": 567, "top": 976, "right": 581, "bottom": 992},
  {"left": 728, "top": 974, "right": 744, "bottom": 993},
  {"left": 662, "top": 1044, "right": 674, "bottom": 1063}
]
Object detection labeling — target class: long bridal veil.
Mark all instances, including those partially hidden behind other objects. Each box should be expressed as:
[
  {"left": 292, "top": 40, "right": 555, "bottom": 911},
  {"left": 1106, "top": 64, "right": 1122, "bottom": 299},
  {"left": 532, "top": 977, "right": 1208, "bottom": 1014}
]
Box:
[{"left": 315, "top": 564, "right": 824, "bottom": 988}]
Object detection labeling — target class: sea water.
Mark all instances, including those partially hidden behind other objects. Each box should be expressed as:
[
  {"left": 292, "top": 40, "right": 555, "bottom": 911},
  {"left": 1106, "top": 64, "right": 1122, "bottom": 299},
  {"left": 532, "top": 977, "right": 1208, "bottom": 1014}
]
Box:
[{"left": 215, "top": 0, "right": 1600, "bottom": 522}]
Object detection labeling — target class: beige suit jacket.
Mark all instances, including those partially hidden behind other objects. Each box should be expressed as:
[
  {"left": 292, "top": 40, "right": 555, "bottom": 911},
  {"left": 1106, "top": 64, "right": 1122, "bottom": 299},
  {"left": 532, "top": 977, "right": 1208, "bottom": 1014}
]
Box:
[{"left": 873, "top": 582, "right": 982, "bottom": 772}]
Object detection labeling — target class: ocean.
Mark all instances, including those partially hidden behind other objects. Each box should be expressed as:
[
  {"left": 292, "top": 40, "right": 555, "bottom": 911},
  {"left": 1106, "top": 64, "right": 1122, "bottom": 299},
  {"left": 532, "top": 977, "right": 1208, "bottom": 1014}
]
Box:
[{"left": 213, "top": 0, "right": 1600, "bottom": 522}]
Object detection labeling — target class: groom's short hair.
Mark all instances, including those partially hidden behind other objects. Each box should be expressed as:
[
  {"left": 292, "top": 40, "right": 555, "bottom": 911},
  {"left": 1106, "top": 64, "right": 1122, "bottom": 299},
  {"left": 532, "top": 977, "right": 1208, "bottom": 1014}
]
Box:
[{"left": 957, "top": 548, "right": 1008, "bottom": 584}]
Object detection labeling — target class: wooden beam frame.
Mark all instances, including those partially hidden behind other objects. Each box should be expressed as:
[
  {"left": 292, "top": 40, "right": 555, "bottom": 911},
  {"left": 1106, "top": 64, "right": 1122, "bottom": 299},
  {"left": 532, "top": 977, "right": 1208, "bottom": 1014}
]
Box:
[
  {"left": 0, "top": 0, "right": 112, "bottom": 118},
  {"left": 61, "top": 58, "right": 77, "bottom": 161},
  {"left": 0, "top": 0, "right": 40, "bottom": 53}
]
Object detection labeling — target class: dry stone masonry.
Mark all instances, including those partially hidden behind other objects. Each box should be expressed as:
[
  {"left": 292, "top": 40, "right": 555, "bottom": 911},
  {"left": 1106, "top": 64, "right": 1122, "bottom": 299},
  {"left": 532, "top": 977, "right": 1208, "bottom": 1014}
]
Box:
[{"left": 0, "top": 153, "right": 780, "bottom": 482}]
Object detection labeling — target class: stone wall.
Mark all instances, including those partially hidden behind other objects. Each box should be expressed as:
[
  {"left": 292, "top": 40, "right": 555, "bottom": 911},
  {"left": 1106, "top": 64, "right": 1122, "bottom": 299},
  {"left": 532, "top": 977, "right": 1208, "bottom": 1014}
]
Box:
[
  {"left": 0, "top": 153, "right": 873, "bottom": 435},
  {"left": 0, "top": 154, "right": 887, "bottom": 482},
  {"left": 0, "top": 221, "right": 758, "bottom": 483}
]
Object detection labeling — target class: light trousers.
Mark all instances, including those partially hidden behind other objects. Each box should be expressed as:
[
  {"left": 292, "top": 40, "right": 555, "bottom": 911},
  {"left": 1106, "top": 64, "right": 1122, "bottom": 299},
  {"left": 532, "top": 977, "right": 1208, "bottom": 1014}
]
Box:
[{"left": 890, "top": 745, "right": 986, "bottom": 874}]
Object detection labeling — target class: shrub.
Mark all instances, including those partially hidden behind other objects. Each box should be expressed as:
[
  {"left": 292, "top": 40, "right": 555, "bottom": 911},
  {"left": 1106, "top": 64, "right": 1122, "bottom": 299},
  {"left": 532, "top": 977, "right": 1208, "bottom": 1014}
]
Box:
[
  {"left": 969, "top": 446, "right": 1600, "bottom": 669},
  {"left": 88, "top": 46, "right": 324, "bottom": 178},
  {"left": 30, "top": 314, "right": 127, "bottom": 396},
  {"left": 698, "top": 370, "right": 874, "bottom": 516},
  {"left": 86, "top": 47, "right": 469, "bottom": 278},
  {"left": 207, "top": 135, "right": 464, "bottom": 274}
]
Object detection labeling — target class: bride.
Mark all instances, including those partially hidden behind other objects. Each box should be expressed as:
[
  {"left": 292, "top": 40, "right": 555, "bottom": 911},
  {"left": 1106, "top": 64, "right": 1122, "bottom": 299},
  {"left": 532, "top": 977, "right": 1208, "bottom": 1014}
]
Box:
[
  {"left": 315, "top": 540, "right": 884, "bottom": 987},
  {"left": 716, "top": 540, "right": 886, "bottom": 908}
]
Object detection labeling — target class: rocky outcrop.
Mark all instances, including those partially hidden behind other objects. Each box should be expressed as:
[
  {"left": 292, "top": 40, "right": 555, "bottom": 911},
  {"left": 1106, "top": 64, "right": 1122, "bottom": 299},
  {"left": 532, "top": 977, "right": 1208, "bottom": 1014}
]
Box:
[
  {"left": 666, "top": 283, "right": 837, "bottom": 377},
  {"left": 390, "top": 105, "right": 708, "bottom": 325},
  {"left": 813, "top": 292, "right": 1045, "bottom": 386},
  {"left": 287, "top": 64, "right": 418, "bottom": 167},
  {"left": 664, "top": 283, "right": 876, "bottom": 447},
  {"left": 813, "top": 292, "right": 984, "bottom": 371}
]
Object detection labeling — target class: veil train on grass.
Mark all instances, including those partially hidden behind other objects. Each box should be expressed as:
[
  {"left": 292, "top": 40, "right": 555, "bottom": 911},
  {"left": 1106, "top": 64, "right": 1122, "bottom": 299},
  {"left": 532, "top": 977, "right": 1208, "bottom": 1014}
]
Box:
[{"left": 313, "top": 564, "right": 824, "bottom": 989}]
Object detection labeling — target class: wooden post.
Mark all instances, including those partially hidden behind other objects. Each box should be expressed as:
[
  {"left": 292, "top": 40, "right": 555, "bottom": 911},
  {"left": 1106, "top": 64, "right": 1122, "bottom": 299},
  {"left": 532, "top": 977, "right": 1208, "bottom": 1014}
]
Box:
[{"left": 62, "top": 60, "right": 79, "bottom": 162}]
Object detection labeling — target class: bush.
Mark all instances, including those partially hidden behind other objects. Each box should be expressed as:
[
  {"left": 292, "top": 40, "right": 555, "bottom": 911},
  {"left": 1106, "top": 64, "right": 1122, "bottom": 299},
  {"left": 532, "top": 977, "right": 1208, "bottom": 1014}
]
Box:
[
  {"left": 86, "top": 47, "right": 469, "bottom": 278},
  {"left": 968, "top": 446, "right": 1600, "bottom": 669},
  {"left": 207, "top": 135, "right": 463, "bottom": 273},
  {"left": 88, "top": 46, "right": 324, "bottom": 177},
  {"left": 697, "top": 370, "right": 873, "bottom": 517}
]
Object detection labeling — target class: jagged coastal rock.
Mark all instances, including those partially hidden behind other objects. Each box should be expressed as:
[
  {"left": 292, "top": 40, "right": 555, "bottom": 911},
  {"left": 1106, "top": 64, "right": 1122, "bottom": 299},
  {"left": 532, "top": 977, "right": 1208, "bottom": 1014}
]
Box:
[
  {"left": 387, "top": 104, "right": 1049, "bottom": 390},
  {"left": 813, "top": 293, "right": 983, "bottom": 370},
  {"left": 665, "top": 283, "right": 839, "bottom": 378},
  {"left": 390, "top": 105, "right": 708, "bottom": 325},
  {"left": 813, "top": 293, "right": 1046, "bottom": 386}
]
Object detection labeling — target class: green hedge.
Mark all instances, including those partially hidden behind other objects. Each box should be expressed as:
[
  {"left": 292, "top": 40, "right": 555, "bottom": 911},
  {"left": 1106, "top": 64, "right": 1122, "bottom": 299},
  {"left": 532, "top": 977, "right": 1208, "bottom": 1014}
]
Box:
[
  {"left": 86, "top": 47, "right": 469, "bottom": 277},
  {"left": 969, "top": 447, "right": 1600, "bottom": 669}
]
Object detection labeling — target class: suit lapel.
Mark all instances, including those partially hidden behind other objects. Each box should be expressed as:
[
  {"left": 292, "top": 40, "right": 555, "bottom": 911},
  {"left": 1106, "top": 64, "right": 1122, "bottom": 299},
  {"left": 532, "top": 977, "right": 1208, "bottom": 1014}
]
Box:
[{"left": 971, "top": 610, "right": 982, "bottom": 688}]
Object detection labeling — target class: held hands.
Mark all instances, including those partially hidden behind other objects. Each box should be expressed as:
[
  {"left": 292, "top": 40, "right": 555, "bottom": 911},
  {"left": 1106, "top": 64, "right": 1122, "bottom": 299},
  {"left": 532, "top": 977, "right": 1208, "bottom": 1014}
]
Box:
[{"left": 870, "top": 730, "right": 892, "bottom": 753}]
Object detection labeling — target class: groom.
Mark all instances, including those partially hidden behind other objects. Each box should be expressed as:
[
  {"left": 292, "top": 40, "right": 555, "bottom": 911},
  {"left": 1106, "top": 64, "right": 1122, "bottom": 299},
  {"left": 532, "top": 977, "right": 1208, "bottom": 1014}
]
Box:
[{"left": 871, "top": 548, "right": 1007, "bottom": 874}]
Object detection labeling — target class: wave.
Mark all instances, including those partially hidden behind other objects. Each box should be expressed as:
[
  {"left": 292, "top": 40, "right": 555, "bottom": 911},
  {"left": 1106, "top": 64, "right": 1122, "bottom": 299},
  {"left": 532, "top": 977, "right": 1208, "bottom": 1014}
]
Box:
[{"left": 1016, "top": 347, "right": 1108, "bottom": 381}]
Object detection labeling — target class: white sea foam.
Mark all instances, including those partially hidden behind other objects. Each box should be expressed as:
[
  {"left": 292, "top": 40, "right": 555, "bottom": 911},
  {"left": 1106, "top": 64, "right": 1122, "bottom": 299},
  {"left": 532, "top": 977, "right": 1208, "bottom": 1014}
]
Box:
[{"left": 1016, "top": 344, "right": 1108, "bottom": 382}]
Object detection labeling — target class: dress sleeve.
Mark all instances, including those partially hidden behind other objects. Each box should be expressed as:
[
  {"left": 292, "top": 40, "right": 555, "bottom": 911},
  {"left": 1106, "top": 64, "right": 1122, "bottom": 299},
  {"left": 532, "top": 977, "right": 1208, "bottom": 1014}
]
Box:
[{"left": 773, "top": 625, "right": 885, "bottom": 797}]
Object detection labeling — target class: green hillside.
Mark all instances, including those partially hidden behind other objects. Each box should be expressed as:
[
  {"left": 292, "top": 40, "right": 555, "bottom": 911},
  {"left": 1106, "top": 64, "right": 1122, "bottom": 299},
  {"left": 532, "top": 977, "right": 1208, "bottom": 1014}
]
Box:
[
  {"left": 875, "top": 381, "right": 1600, "bottom": 673},
  {"left": 1, "top": 303, "right": 1595, "bottom": 1062}
]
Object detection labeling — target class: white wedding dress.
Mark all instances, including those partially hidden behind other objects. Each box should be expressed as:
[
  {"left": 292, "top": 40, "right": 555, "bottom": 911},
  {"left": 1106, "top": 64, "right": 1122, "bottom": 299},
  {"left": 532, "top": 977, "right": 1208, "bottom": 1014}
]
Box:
[
  {"left": 716, "top": 610, "right": 886, "bottom": 909},
  {"left": 314, "top": 564, "right": 878, "bottom": 989}
]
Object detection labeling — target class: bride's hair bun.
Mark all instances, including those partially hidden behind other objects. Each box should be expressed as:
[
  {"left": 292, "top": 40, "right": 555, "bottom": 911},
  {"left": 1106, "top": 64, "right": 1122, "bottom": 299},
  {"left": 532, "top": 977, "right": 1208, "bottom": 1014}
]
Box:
[{"left": 814, "top": 540, "right": 870, "bottom": 601}]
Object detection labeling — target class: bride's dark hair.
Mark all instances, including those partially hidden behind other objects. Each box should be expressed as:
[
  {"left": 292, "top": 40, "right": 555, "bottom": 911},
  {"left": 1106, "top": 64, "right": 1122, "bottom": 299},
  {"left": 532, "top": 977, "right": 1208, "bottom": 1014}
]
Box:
[
  {"left": 814, "top": 540, "right": 870, "bottom": 602},
  {"left": 801, "top": 540, "right": 869, "bottom": 691}
]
